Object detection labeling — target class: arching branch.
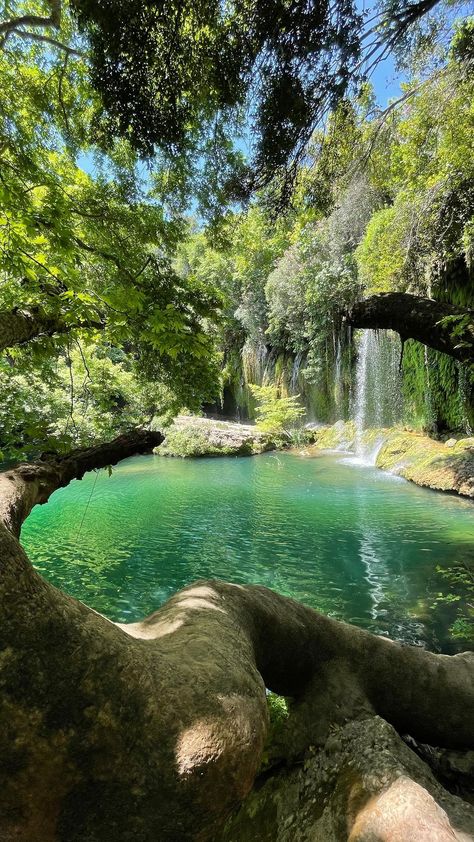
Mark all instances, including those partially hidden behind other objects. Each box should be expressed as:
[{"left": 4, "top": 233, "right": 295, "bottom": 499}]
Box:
[
  {"left": 346, "top": 293, "right": 474, "bottom": 364},
  {"left": 0, "top": 0, "right": 61, "bottom": 33},
  {"left": 0, "top": 0, "right": 62, "bottom": 48},
  {"left": 0, "top": 427, "right": 163, "bottom": 537}
]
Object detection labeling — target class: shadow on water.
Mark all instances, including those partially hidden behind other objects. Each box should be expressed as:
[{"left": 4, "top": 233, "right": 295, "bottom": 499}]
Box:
[{"left": 21, "top": 451, "right": 474, "bottom": 654}]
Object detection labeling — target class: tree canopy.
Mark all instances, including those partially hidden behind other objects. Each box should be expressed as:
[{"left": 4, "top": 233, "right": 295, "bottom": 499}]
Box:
[
  {"left": 67, "top": 0, "right": 465, "bottom": 206},
  {"left": 0, "top": 0, "right": 473, "bottom": 457}
]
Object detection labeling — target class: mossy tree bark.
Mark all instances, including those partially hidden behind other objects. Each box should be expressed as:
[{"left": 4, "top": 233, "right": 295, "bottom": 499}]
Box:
[
  {"left": 1, "top": 435, "right": 474, "bottom": 841},
  {"left": 346, "top": 292, "right": 474, "bottom": 364},
  {"left": 0, "top": 308, "right": 104, "bottom": 352}
]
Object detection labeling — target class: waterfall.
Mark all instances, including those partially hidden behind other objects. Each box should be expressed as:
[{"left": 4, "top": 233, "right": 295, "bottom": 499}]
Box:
[
  {"left": 290, "top": 350, "right": 304, "bottom": 393},
  {"left": 334, "top": 335, "right": 343, "bottom": 420},
  {"left": 352, "top": 329, "right": 403, "bottom": 461}
]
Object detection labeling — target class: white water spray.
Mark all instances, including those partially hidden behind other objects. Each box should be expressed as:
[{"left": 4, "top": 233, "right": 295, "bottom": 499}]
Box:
[{"left": 352, "top": 329, "right": 403, "bottom": 462}]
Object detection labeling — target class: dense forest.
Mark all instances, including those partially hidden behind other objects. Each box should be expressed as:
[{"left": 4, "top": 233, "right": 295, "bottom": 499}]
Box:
[
  {"left": 1, "top": 0, "right": 473, "bottom": 462},
  {"left": 0, "top": 1, "right": 474, "bottom": 840}
]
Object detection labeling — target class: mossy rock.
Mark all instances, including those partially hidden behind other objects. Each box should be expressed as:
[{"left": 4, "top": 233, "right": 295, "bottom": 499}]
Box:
[
  {"left": 374, "top": 432, "right": 474, "bottom": 497},
  {"left": 307, "top": 420, "right": 356, "bottom": 450},
  {"left": 154, "top": 416, "right": 277, "bottom": 458},
  {"left": 308, "top": 422, "right": 474, "bottom": 498}
]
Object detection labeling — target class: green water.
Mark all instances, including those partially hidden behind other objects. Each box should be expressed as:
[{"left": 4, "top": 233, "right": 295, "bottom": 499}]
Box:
[{"left": 21, "top": 451, "right": 474, "bottom": 652}]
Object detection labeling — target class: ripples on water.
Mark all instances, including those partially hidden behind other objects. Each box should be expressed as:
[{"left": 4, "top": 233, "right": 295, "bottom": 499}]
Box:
[{"left": 21, "top": 452, "right": 474, "bottom": 653}]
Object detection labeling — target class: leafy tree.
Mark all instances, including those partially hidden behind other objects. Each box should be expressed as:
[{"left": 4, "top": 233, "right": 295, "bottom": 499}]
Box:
[
  {"left": 0, "top": 0, "right": 223, "bottom": 443},
  {"left": 0, "top": 342, "right": 173, "bottom": 461},
  {"left": 250, "top": 384, "right": 305, "bottom": 435}
]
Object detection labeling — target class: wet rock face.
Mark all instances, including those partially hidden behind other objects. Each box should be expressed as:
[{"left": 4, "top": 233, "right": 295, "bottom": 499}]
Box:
[{"left": 154, "top": 416, "right": 277, "bottom": 457}]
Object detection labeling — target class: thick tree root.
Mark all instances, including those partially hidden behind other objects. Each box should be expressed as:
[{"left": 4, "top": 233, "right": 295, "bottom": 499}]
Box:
[
  {"left": 219, "top": 717, "right": 474, "bottom": 841},
  {"left": 1, "top": 440, "right": 474, "bottom": 841}
]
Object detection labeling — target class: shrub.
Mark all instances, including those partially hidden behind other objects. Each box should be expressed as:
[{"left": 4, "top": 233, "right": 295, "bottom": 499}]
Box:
[{"left": 249, "top": 384, "right": 305, "bottom": 436}]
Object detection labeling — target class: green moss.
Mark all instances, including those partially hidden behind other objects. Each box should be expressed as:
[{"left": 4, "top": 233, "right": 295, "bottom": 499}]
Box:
[
  {"left": 308, "top": 421, "right": 356, "bottom": 449},
  {"left": 375, "top": 431, "right": 474, "bottom": 497},
  {"left": 260, "top": 693, "right": 289, "bottom": 771}
]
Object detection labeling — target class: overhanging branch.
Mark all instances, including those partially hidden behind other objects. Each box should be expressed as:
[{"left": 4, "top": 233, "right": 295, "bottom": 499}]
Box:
[
  {"left": 0, "top": 428, "right": 163, "bottom": 537},
  {"left": 0, "top": 307, "right": 104, "bottom": 353},
  {"left": 0, "top": 0, "right": 62, "bottom": 48},
  {"left": 346, "top": 292, "right": 474, "bottom": 365}
]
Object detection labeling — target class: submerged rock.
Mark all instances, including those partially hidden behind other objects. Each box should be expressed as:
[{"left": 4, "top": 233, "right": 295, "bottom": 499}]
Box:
[{"left": 154, "top": 415, "right": 277, "bottom": 458}]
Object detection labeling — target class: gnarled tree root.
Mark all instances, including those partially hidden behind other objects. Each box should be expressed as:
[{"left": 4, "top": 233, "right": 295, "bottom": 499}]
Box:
[
  {"left": 1, "top": 438, "right": 474, "bottom": 841},
  {"left": 220, "top": 716, "right": 474, "bottom": 841}
]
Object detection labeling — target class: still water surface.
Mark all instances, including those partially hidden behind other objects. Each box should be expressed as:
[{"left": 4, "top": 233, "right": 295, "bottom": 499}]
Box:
[{"left": 21, "top": 451, "right": 474, "bottom": 652}]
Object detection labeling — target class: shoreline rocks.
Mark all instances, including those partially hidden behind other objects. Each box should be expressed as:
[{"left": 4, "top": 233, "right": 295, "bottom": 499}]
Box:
[
  {"left": 307, "top": 422, "right": 474, "bottom": 499},
  {"left": 154, "top": 415, "right": 277, "bottom": 457}
]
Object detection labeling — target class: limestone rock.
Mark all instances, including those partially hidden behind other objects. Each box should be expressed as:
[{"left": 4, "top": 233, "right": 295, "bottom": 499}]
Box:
[{"left": 154, "top": 415, "right": 276, "bottom": 457}]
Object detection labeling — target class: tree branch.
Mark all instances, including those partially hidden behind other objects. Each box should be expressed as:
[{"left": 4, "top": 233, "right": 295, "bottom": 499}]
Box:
[
  {"left": 346, "top": 293, "right": 474, "bottom": 364},
  {"left": 0, "top": 427, "right": 163, "bottom": 537},
  {"left": 0, "top": 0, "right": 62, "bottom": 48},
  {"left": 0, "top": 307, "right": 104, "bottom": 353},
  {"left": 0, "top": 0, "right": 61, "bottom": 33},
  {"left": 5, "top": 29, "right": 82, "bottom": 56}
]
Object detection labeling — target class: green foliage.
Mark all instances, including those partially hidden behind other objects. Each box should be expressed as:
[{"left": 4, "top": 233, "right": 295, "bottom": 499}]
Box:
[
  {"left": 250, "top": 384, "right": 305, "bottom": 436},
  {"left": 192, "top": 30, "right": 474, "bottom": 432},
  {"left": 1, "top": 1, "right": 473, "bottom": 456},
  {"left": 355, "top": 206, "right": 407, "bottom": 293},
  {"left": 266, "top": 692, "right": 289, "bottom": 728},
  {"left": 0, "top": 2, "right": 224, "bottom": 455},
  {"left": 434, "top": 563, "right": 474, "bottom": 643},
  {"left": 0, "top": 342, "right": 172, "bottom": 460},
  {"left": 260, "top": 692, "right": 289, "bottom": 770},
  {"left": 70, "top": 0, "right": 458, "bottom": 209},
  {"left": 357, "top": 54, "right": 474, "bottom": 297},
  {"left": 159, "top": 427, "right": 216, "bottom": 459}
]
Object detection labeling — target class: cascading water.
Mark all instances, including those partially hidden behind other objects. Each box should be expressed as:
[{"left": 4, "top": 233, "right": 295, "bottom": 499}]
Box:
[
  {"left": 290, "top": 350, "right": 304, "bottom": 393},
  {"left": 352, "top": 329, "right": 403, "bottom": 462},
  {"left": 334, "top": 334, "right": 344, "bottom": 420}
]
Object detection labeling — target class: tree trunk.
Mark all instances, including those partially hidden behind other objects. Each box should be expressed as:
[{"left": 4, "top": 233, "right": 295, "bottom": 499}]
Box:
[
  {"left": 1, "top": 436, "right": 473, "bottom": 841},
  {"left": 346, "top": 293, "right": 474, "bottom": 364},
  {"left": 0, "top": 308, "right": 103, "bottom": 352}
]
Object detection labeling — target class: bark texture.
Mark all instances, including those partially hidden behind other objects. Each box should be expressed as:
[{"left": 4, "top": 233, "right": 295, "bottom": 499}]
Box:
[
  {"left": 346, "top": 293, "right": 474, "bottom": 364},
  {"left": 0, "top": 308, "right": 103, "bottom": 353},
  {"left": 221, "top": 717, "right": 474, "bottom": 841},
  {"left": 1, "top": 436, "right": 474, "bottom": 841}
]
